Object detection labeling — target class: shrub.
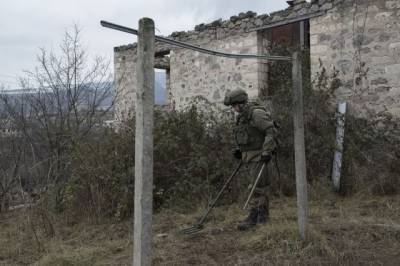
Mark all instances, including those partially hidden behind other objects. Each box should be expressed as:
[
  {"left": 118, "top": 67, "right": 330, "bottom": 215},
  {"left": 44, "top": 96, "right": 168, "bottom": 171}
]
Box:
[
  {"left": 44, "top": 47, "right": 400, "bottom": 221},
  {"left": 58, "top": 105, "right": 235, "bottom": 221}
]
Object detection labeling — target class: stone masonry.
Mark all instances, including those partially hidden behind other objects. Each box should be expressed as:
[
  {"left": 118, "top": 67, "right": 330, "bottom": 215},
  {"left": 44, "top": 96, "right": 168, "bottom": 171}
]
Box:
[
  {"left": 114, "top": 0, "right": 400, "bottom": 120},
  {"left": 310, "top": 0, "right": 400, "bottom": 117},
  {"left": 169, "top": 31, "right": 261, "bottom": 110},
  {"left": 114, "top": 11, "right": 270, "bottom": 120}
]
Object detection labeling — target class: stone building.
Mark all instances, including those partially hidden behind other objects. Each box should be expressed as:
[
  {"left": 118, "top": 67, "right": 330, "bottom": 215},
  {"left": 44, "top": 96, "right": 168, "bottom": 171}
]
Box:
[{"left": 114, "top": 0, "right": 400, "bottom": 120}]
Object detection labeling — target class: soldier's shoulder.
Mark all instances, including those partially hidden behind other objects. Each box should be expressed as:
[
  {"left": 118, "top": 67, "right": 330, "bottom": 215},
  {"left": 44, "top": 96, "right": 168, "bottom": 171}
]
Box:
[
  {"left": 250, "top": 108, "right": 272, "bottom": 123},
  {"left": 250, "top": 105, "right": 270, "bottom": 116}
]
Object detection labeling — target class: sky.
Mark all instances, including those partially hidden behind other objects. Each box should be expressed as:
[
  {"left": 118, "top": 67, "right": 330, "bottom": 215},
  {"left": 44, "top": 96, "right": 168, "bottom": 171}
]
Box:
[{"left": 0, "top": 0, "right": 289, "bottom": 89}]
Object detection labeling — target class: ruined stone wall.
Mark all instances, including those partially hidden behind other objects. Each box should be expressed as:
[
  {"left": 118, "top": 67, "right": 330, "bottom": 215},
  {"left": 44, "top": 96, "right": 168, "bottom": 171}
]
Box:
[
  {"left": 114, "top": 47, "right": 137, "bottom": 121},
  {"left": 113, "top": 7, "right": 312, "bottom": 120},
  {"left": 310, "top": 0, "right": 400, "bottom": 117},
  {"left": 114, "top": 41, "right": 172, "bottom": 120},
  {"left": 115, "top": 0, "right": 400, "bottom": 120},
  {"left": 169, "top": 31, "right": 260, "bottom": 110}
]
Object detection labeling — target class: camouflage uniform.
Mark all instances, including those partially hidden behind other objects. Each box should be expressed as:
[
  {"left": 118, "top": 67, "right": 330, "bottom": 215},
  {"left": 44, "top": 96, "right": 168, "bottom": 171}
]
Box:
[{"left": 224, "top": 89, "right": 276, "bottom": 230}]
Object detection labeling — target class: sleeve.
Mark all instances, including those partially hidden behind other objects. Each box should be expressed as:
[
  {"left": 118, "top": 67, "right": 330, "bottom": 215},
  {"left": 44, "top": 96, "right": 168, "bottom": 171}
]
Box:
[{"left": 251, "top": 109, "right": 276, "bottom": 153}]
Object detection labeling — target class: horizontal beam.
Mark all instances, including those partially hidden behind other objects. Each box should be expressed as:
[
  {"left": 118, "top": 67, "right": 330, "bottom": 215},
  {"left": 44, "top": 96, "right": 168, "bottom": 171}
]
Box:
[
  {"left": 101, "top": 20, "right": 292, "bottom": 61},
  {"left": 250, "top": 11, "right": 326, "bottom": 31},
  {"left": 155, "top": 49, "right": 170, "bottom": 57},
  {"left": 154, "top": 56, "right": 170, "bottom": 70}
]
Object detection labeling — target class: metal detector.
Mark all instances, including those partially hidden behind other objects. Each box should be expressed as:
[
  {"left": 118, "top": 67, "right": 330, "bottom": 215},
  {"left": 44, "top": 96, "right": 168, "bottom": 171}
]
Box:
[{"left": 180, "top": 160, "right": 243, "bottom": 234}]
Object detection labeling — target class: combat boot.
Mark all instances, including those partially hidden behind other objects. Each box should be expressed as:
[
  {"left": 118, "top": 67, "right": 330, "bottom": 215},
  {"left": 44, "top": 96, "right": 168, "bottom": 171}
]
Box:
[
  {"left": 257, "top": 204, "right": 269, "bottom": 224},
  {"left": 237, "top": 207, "right": 258, "bottom": 231}
]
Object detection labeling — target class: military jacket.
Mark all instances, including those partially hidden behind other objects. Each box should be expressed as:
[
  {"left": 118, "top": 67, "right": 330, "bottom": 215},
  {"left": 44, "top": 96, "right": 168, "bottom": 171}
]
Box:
[{"left": 234, "top": 103, "right": 276, "bottom": 154}]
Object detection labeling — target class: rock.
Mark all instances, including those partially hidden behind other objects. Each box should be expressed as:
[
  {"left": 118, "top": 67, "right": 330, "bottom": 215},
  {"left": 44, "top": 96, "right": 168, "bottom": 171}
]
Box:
[
  {"left": 194, "top": 23, "right": 206, "bottom": 32},
  {"left": 254, "top": 19, "right": 263, "bottom": 27},
  {"left": 211, "top": 19, "right": 222, "bottom": 27},
  {"left": 246, "top": 11, "right": 257, "bottom": 18},
  {"left": 320, "top": 3, "right": 333, "bottom": 11},
  {"left": 230, "top": 15, "right": 239, "bottom": 22},
  {"left": 238, "top": 12, "right": 247, "bottom": 19},
  {"left": 310, "top": 3, "right": 320, "bottom": 12},
  {"left": 371, "top": 78, "right": 388, "bottom": 85}
]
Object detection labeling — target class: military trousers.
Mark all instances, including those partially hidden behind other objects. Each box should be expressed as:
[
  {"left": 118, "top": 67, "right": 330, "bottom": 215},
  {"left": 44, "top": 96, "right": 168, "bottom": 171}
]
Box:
[{"left": 238, "top": 151, "right": 272, "bottom": 211}]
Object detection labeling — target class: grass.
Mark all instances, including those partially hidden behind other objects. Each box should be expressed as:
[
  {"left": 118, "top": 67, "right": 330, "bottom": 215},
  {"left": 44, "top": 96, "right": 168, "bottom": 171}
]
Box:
[{"left": 1, "top": 190, "right": 400, "bottom": 265}]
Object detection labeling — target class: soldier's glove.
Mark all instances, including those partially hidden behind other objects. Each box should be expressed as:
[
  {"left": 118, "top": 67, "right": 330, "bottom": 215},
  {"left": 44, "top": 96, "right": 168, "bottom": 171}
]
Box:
[
  {"left": 232, "top": 148, "right": 242, "bottom": 160},
  {"left": 261, "top": 151, "right": 272, "bottom": 163}
]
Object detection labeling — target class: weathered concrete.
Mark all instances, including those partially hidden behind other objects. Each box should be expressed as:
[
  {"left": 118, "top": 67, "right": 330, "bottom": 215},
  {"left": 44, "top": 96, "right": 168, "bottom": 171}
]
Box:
[
  {"left": 292, "top": 52, "right": 308, "bottom": 240},
  {"left": 133, "top": 17, "right": 154, "bottom": 266}
]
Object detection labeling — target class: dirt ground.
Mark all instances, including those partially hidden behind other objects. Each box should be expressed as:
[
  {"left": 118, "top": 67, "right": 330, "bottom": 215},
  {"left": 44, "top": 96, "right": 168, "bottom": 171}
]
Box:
[{"left": 1, "top": 192, "right": 400, "bottom": 265}]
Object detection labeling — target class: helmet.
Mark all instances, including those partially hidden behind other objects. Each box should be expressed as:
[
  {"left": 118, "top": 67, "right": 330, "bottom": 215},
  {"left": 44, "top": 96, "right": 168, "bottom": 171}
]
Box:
[{"left": 223, "top": 88, "right": 248, "bottom": 106}]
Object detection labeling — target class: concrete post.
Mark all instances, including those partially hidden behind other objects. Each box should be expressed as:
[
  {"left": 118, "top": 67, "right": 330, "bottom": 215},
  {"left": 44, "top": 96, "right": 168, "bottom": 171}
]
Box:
[
  {"left": 134, "top": 17, "right": 155, "bottom": 266},
  {"left": 292, "top": 52, "right": 308, "bottom": 240},
  {"left": 332, "top": 102, "right": 347, "bottom": 192}
]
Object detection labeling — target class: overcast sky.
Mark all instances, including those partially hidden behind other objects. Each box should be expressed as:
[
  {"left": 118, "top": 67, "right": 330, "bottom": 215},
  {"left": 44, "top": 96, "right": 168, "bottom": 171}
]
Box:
[{"left": 0, "top": 0, "right": 289, "bottom": 88}]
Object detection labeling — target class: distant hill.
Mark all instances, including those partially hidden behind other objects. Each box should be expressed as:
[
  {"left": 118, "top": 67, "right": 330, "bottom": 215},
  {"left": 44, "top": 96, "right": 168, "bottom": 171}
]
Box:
[{"left": 1, "top": 71, "right": 167, "bottom": 108}]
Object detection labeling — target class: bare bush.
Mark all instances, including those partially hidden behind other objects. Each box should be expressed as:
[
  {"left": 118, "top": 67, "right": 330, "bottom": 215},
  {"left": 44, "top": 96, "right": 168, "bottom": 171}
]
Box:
[
  {"left": 0, "top": 25, "right": 114, "bottom": 210},
  {"left": 62, "top": 105, "right": 235, "bottom": 221}
]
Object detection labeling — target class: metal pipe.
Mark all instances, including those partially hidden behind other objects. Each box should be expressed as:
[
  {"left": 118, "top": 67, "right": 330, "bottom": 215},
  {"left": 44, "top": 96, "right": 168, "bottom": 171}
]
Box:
[{"left": 100, "top": 20, "right": 292, "bottom": 61}]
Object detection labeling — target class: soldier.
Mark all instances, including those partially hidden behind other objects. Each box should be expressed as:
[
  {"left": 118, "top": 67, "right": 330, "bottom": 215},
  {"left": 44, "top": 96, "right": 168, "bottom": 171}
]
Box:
[{"left": 224, "top": 88, "right": 276, "bottom": 231}]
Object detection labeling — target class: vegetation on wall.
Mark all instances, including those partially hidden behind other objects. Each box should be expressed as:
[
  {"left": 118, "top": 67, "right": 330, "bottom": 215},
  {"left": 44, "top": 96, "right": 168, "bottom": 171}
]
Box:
[{"left": 268, "top": 45, "right": 400, "bottom": 196}]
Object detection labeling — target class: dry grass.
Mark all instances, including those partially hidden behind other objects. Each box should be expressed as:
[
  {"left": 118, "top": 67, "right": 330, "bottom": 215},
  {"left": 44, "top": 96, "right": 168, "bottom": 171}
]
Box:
[{"left": 1, "top": 191, "right": 400, "bottom": 265}]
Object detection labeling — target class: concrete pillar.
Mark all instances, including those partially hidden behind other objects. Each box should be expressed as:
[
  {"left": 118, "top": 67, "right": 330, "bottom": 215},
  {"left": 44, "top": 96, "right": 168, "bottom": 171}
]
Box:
[
  {"left": 332, "top": 102, "right": 347, "bottom": 192},
  {"left": 133, "top": 17, "right": 155, "bottom": 266},
  {"left": 292, "top": 52, "right": 308, "bottom": 240}
]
